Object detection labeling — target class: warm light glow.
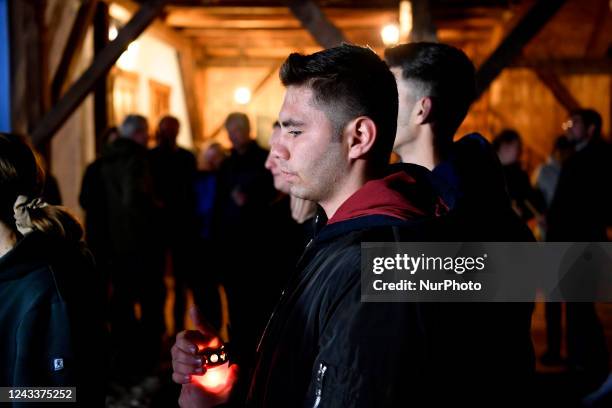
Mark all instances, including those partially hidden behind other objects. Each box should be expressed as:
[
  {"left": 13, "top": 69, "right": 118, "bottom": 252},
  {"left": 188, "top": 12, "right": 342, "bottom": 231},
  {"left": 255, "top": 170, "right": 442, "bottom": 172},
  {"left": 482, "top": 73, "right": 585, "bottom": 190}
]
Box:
[
  {"left": 234, "top": 87, "right": 251, "bottom": 105},
  {"left": 399, "top": 1, "right": 413, "bottom": 42},
  {"left": 381, "top": 24, "right": 400, "bottom": 46},
  {"left": 116, "top": 41, "right": 140, "bottom": 71},
  {"left": 196, "top": 337, "right": 221, "bottom": 352},
  {"left": 108, "top": 25, "right": 118, "bottom": 41},
  {"left": 192, "top": 362, "right": 231, "bottom": 394},
  {"left": 109, "top": 3, "right": 131, "bottom": 23}
]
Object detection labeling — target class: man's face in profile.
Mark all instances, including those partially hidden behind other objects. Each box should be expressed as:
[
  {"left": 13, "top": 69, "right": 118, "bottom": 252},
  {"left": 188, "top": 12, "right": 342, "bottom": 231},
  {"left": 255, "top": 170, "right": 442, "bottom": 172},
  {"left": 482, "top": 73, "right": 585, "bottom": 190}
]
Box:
[
  {"left": 226, "top": 121, "right": 251, "bottom": 151},
  {"left": 391, "top": 67, "right": 419, "bottom": 151},
  {"left": 564, "top": 115, "right": 588, "bottom": 143},
  {"left": 265, "top": 126, "right": 291, "bottom": 194},
  {"left": 273, "top": 85, "right": 346, "bottom": 204}
]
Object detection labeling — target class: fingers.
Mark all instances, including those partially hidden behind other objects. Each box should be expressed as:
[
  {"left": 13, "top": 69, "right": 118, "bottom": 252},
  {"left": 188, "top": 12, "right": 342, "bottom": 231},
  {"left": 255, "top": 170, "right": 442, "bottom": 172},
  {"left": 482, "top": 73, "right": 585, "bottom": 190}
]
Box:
[
  {"left": 172, "top": 331, "right": 206, "bottom": 385},
  {"left": 171, "top": 346, "right": 204, "bottom": 375},
  {"left": 175, "top": 331, "right": 200, "bottom": 354},
  {"left": 173, "top": 372, "right": 191, "bottom": 385}
]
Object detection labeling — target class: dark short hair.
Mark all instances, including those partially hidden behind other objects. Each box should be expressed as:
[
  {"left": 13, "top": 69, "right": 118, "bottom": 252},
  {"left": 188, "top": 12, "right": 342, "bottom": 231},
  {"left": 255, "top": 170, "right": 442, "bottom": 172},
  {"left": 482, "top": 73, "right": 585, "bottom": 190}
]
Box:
[
  {"left": 492, "top": 129, "right": 521, "bottom": 153},
  {"left": 385, "top": 42, "right": 476, "bottom": 144},
  {"left": 159, "top": 115, "right": 179, "bottom": 127},
  {"left": 279, "top": 44, "right": 398, "bottom": 170},
  {"left": 570, "top": 108, "right": 602, "bottom": 138},
  {"left": 224, "top": 112, "right": 250, "bottom": 132},
  {"left": 119, "top": 114, "right": 148, "bottom": 139},
  {"left": 0, "top": 133, "right": 82, "bottom": 241}
]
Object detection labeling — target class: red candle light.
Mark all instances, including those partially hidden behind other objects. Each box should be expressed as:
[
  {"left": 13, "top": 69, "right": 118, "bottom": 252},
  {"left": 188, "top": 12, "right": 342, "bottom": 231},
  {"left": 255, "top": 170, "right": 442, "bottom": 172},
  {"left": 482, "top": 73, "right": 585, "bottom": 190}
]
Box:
[
  {"left": 192, "top": 362, "right": 231, "bottom": 394},
  {"left": 192, "top": 337, "right": 231, "bottom": 394}
]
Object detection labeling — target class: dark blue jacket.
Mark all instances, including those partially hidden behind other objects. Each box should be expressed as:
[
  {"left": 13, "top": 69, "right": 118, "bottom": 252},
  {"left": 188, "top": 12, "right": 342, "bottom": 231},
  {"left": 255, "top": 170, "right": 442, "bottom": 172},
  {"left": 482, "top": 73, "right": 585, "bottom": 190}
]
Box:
[{"left": 0, "top": 232, "right": 107, "bottom": 407}]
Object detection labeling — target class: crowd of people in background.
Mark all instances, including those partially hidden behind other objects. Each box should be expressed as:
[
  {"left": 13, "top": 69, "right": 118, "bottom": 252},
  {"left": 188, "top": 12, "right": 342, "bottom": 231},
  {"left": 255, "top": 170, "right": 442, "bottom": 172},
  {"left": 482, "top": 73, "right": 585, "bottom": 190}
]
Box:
[
  {"left": 77, "top": 108, "right": 317, "bottom": 403},
  {"left": 0, "top": 41, "right": 611, "bottom": 408},
  {"left": 492, "top": 108, "right": 612, "bottom": 400}
]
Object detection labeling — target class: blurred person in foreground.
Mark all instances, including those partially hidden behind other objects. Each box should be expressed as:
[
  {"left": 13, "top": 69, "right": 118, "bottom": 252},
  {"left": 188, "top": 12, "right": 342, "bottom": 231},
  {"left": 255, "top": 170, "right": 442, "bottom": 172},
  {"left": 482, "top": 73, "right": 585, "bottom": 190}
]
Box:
[{"left": 0, "top": 133, "right": 107, "bottom": 406}]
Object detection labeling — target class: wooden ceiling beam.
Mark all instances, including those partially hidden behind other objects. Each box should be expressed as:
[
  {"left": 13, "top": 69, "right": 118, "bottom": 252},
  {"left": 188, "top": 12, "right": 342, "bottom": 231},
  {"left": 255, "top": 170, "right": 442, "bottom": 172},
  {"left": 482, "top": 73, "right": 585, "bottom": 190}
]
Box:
[
  {"left": 110, "top": 0, "right": 190, "bottom": 50},
  {"left": 51, "top": 0, "right": 99, "bottom": 103},
  {"left": 166, "top": 9, "right": 397, "bottom": 29},
  {"left": 584, "top": 0, "right": 610, "bottom": 57},
  {"left": 512, "top": 57, "right": 612, "bottom": 75},
  {"left": 534, "top": 69, "right": 581, "bottom": 112},
  {"left": 201, "top": 56, "right": 285, "bottom": 67},
  {"left": 475, "top": 0, "right": 568, "bottom": 99},
  {"left": 31, "top": 0, "right": 168, "bottom": 147},
  {"left": 287, "top": 0, "right": 346, "bottom": 48}
]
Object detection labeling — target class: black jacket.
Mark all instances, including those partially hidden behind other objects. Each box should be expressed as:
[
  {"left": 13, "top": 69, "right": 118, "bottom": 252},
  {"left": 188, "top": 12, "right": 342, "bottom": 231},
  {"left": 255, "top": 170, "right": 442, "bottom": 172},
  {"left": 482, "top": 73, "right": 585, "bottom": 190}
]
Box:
[
  {"left": 403, "top": 134, "right": 535, "bottom": 404},
  {"left": 95, "top": 138, "right": 159, "bottom": 256},
  {"left": 384, "top": 134, "right": 535, "bottom": 405},
  {"left": 148, "top": 145, "right": 198, "bottom": 241},
  {"left": 213, "top": 141, "right": 275, "bottom": 242},
  {"left": 0, "top": 232, "right": 107, "bottom": 407},
  {"left": 247, "top": 168, "right": 441, "bottom": 407},
  {"left": 548, "top": 138, "right": 612, "bottom": 241}
]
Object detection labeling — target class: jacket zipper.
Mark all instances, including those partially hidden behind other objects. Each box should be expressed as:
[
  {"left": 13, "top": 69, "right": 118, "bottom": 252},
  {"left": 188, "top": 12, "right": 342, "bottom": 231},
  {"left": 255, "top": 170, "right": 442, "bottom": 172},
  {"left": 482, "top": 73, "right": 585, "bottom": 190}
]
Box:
[
  {"left": 256, "top": 237, "right": 316, "bottom": 352},
  {"left": 312, "top": 362, "right": 327, "bottom": 408}
]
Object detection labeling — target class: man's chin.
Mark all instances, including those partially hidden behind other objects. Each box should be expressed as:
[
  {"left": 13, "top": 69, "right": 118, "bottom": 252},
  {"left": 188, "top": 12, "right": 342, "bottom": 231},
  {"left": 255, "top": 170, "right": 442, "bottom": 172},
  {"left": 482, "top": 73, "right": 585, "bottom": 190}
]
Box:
[
  {"left": 275, "top": 183, "right": 291, "bottom": 195},
  {"left": 289, "top": 187, "right": 311, "bottom": 201}
]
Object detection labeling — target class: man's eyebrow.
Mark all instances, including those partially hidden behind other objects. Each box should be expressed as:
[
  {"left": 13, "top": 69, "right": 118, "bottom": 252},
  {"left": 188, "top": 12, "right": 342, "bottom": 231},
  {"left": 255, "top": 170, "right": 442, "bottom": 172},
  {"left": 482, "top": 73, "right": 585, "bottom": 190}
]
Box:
[{"left": 280, "top": 119, "right": 305, "bottom": 128}]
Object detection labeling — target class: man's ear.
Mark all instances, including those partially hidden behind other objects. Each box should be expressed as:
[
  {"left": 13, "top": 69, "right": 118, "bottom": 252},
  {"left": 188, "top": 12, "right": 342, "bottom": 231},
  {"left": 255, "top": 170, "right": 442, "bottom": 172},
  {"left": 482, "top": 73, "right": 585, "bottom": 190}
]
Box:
[
  {"left": 347, "top": 116, "right": 377, "bottom": 160},
  {"left": 414, "top": 96, "right": 433, "bottom": 125}
]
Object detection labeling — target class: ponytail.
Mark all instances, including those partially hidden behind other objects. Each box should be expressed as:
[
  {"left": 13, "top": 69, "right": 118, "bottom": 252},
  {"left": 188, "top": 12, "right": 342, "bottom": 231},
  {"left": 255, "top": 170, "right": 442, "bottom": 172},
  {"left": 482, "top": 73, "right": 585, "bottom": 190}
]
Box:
[
  {"left": 1, "top": 133, "right": 84, "bottom": 243},
  {"left": 14, "top": 196, "right": 83, "bottom": 242}
]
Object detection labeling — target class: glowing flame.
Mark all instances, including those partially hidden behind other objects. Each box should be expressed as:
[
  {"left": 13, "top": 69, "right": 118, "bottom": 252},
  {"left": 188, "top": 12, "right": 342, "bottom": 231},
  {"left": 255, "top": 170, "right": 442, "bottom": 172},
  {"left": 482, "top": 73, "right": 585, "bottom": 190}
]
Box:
[
  {"left": 192, "top": 362, "right": 231, "bottom": 394},
  {"left": 196, "top": 337, "right": 221, "bottom": 352}
]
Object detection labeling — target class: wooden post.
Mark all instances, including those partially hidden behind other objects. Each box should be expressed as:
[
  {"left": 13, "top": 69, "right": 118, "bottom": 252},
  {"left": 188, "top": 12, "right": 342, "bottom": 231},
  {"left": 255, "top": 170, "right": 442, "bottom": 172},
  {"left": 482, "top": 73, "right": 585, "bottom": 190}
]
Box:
[
  {"left": 410, "top": 0, "right": 437, "bottom": 42},
  {"left": 177, "top": 42, "right": 203, "bottom": 144},
  {"left": 31, "top": 0, "right": 168, "bottom": 147},
  {"left": 475, "top": 0, "right": 568, "bottom": 99},
  {"left": 93, "top": 1, "right": 110, "bottom": 156},
  {"left": 51, "top": 0, "right": 99, "bottom": 103},
  {"left": 9, "top": 0, "right": 45, "bottom": 136},
  {"left": 287, "top": 0, "right": 346, "bottom": 49}
]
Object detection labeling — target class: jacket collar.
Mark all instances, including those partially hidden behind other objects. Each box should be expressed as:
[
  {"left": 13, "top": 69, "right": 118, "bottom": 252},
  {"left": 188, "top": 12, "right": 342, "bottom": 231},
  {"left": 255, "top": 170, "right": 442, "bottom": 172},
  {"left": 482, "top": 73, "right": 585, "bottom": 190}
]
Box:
[{"left": 315, "top": 166, "right": 445, "bottom": 244}]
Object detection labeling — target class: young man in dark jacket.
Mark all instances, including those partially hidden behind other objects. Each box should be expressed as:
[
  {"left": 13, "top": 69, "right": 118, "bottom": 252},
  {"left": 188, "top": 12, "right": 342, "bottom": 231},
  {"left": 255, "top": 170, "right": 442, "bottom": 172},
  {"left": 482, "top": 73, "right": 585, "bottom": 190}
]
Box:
[
  {"left": 385, "top": 42, "right": 535, "bottom": 404},
  {"left": 171, "top": 44, "right": 445, "bottom": 407},
  {"left": 547, "top": 109, "right": 611, "bottom": 392}
]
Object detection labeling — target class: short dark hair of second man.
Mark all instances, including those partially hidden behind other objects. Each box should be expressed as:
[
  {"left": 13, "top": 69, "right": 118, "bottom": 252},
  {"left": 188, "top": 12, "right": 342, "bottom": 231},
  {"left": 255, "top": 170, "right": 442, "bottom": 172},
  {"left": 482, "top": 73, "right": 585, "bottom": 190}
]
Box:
[{"left": 385, "top": 42, "right": 476, "bottom": 145}]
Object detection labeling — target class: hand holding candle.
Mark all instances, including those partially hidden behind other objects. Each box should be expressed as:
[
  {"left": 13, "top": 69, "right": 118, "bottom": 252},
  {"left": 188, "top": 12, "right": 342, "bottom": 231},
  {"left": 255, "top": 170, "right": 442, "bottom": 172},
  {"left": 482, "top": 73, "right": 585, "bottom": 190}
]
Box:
[{"left": 172, "top": 307, "right": 239, "bottom": 407}]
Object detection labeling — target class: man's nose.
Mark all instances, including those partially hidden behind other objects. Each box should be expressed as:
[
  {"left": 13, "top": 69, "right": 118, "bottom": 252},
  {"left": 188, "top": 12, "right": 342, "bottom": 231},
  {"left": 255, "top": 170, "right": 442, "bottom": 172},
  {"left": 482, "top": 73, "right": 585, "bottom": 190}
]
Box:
[{"left": 270, "top": 133, "right": 290, "bottom": 161}]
